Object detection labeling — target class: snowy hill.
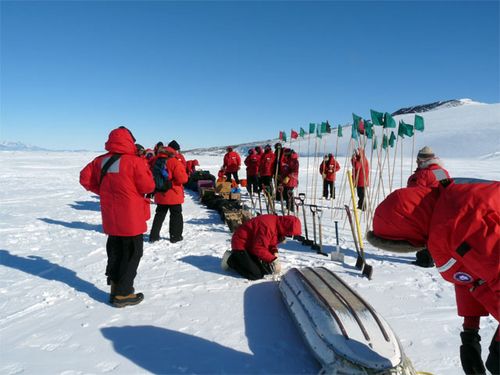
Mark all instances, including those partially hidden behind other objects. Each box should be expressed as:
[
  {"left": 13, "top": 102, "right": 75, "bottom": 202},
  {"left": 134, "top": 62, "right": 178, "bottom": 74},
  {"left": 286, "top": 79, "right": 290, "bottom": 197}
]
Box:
[
  {"left": 0, "top": 141, "right": 50, "bottom": 152},
  {"left": 187, "top": 101, "right": 500, "bottom": 159},
  {"left": 391, "top": 98, "right": 485, "bottom": 115}
]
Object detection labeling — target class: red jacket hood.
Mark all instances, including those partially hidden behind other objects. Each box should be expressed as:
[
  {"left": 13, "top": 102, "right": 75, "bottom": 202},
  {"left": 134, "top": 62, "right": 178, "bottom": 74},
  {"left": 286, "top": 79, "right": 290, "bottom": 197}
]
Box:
[
  {"left": 373, "top": 186, "right": 439, "bottom": 247},
  {"left": 276, "top": 215, "right": 302, "bottom": 237},
  {"left": 105, "top": 128, "right": 136, "bottom": 155}
]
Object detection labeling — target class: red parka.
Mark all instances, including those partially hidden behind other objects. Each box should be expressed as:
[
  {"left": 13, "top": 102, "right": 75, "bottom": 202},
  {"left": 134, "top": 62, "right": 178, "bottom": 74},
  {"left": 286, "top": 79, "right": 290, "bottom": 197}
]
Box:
[
  {"left": 407, "top": 159, "right": 450, "bottom": 188},
  {"left": 223, "top": 151, "right": 241, "bottom": 173},
  {"left": 175, "top": 152, "right": 187, "bottom": 168},
  {"left": 259, "top": 150, "right": 275, "bottom": 177},
  {"left": 320, "top": 157, "right": 341, "bottom": 182},
  {"left": 231, "top": 215, "right": 302, "bottom": 263},
  {"left": 185, "top": 159, "right": 199, "bottom": 176},
  {"left": 279, "top": 152, "right": 299, "bottom": 188},
  {"left": 244, "top": 153, "right": 260, "bottom": 177},
  {"left": 80, "top": 128, "right": 155, "bottom": 237},
  {"left": 153, "top": 148, "right": 189, "bottom": 206},
  {"left": 373, "top": 180, "right": 500, "bottom": 321},
  {"left": 351, "top": 150, "right": 369, "bottom": 187}
]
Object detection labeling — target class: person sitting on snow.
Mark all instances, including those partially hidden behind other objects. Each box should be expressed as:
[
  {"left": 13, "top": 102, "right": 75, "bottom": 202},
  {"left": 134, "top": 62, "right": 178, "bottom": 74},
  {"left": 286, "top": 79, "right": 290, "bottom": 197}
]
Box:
[
  {"left": 407, "top": 146, "right": 451, "bottom": 268},
  {"left": 221, "top": 214, "right": 302, "bottom": 280},
  {"left": 367, "top": 178, "right": 499, "bottom": 375}
]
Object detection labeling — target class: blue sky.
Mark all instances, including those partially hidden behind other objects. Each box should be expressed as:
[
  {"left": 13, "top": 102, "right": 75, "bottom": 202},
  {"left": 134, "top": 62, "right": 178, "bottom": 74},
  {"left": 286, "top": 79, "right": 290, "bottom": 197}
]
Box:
[{"left": 1, "top": 1, "right": 499, "bottom": 151}]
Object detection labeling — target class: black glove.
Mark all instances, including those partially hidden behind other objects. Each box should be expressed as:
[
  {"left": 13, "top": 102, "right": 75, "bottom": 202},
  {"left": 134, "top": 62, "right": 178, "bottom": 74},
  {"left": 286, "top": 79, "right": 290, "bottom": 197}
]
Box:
[
  {"left": 485, "top": 329, "right": 499, "bottom": 375},
  {"left": 460, "top": 329, "right": 486, "bottom": 375}
]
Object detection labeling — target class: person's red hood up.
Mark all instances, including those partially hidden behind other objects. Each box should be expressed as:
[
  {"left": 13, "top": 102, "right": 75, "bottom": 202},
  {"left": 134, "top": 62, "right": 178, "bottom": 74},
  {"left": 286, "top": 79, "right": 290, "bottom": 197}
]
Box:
[
  {"left": 276, "top": 215, "right": 302, "bottom": 237},
  {"left": 105, "top": 127, "right": 136, "bottom": 155},
  {"left": 372, "top": 187, "right": 439, "bottom": 247}
]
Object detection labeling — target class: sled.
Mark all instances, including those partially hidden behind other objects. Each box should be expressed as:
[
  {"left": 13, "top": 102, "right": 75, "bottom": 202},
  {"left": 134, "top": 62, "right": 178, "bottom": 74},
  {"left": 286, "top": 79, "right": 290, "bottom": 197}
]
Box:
[{"left": 279, "top": 267, "right": 416, "bottom": 375}]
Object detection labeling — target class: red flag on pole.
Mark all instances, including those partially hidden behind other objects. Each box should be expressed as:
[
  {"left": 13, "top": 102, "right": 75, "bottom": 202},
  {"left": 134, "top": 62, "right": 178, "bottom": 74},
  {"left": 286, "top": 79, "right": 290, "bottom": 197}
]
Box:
[{"left": 291, "top": 129, "right": 298, "bottom": 139}]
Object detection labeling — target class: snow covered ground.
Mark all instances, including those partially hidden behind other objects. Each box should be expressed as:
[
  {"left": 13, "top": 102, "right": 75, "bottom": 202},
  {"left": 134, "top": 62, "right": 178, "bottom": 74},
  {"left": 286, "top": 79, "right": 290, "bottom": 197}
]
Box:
[{"left": 1, "top": 102, "right": 499, "bottom": 375}]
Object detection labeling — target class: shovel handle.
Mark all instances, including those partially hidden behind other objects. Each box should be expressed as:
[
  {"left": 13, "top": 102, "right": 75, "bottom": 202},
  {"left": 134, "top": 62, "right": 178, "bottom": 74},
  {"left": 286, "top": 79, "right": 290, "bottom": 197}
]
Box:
[
  {"left": 298, "top": 193, "right": 306, "bottom": 203},
  {"left": 309, "top": 204, "right": 317, "bottom": 214}
]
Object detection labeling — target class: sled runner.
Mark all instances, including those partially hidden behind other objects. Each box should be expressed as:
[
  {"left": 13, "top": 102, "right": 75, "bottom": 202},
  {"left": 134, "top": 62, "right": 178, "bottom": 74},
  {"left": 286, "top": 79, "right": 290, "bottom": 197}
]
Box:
[{"left": 279, "top": 267, "right": 416, "bottom": 375}]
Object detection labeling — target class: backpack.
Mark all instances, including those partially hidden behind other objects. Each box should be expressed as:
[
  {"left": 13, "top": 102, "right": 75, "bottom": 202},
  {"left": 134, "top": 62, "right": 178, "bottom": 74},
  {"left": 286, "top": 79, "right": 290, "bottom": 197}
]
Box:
[{"left": 152, "top": 157, "right": 172, "bottom": 192}]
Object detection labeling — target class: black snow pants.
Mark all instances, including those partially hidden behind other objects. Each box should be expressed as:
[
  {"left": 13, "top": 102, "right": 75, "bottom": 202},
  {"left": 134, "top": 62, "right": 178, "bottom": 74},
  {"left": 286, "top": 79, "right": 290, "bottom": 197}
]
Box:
[
  {"left": 106, "top": 234, "right": 143, "bottom": 296},
  {"left": 149, "top": 204, "right": 183, "bottom": 243},
  {"left": 225, "top": 171, "right": 240, "bottom": 185},
  {"left": 227, "top": 250, "right": 272, "bottom": 281},
  {"left": 356, "top": 187, "right": 366, "bottom": 210},
  {"left": 323, "top": 180, "right": 335, "bottom": 199}
]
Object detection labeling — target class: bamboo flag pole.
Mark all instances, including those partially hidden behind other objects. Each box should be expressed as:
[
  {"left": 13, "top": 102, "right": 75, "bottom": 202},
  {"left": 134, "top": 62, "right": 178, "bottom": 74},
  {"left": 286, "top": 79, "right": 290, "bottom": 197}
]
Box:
[
  {"left": 312, "top": 132, "right": 320, "bottom": 205},
  {"left": 400, "top": 137, "right": 404, "bottom": 188},
  {"left": 305, "top": 128, "right": 312, "bottom": 199},
  {"left": 389, "top": 134, "right": 399, "bottom": 192},
  {"left": 410, "top": 131, "right": 416, "bottom": 175}
]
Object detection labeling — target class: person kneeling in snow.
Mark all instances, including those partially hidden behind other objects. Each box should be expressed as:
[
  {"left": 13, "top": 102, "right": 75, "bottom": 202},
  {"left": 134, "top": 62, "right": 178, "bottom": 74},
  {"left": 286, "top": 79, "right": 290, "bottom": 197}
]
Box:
[
  {"left": 366, "top": 178, "right": 499, "bottom": 375},
  {"left": 221, "top": 214, "right": 302, "bottom": 280}
]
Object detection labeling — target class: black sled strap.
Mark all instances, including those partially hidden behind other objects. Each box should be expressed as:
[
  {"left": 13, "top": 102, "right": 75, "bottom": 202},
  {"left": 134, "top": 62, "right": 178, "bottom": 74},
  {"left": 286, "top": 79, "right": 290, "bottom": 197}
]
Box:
[{"left": 100, "top": 154, "right": 122, "bottom": 185}]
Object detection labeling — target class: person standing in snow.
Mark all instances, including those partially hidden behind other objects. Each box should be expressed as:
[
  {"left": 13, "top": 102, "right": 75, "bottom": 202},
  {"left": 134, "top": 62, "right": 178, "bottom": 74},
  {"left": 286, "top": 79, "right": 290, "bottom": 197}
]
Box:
[
  {"left": 407, "top": 146, "right": 451, "bottom": 268},
  {"left": 367, "top": 178, "right": 499, "bottom": 375},
  {"left": 149, "top": 146, "right": 189, "bottom": 244},
  {"left": 319, "top": 153, "right": 341, "bottom": 200},
  {"left": 80, "top": 126, "right": 155, "bottom": 307},
  {"left": 168, "top": 140, "right": 187, "bottom": 168},
  {"left": 278, "top": 148, "right": 299, "bottom": 212},
  {"left": 221, "top": 214, "right": 302, "bottom": 280},
  {"left": 351, "top": 148, "right": 369, "bottom": 210},
  {"left": 222, "top": 146, "right": 241, "bottom": 185},
  {"left": 244, "top": 148, "right": 260, "bottom": 195},
  {"left": 258, "top": 144, "right": 275, "bottom": 195}
]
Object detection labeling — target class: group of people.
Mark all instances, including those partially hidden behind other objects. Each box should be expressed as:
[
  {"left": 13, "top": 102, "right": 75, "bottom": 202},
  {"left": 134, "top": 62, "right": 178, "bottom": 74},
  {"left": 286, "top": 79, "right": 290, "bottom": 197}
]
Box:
[
  {"left": 80, "top": 127, "right": 196, "bottom": 307},
  {"left": 80, "top": 127, "right": 498, "bottom": 375},
  {"left": 221, "top": 143, "right": 300, "bottom": 212}
]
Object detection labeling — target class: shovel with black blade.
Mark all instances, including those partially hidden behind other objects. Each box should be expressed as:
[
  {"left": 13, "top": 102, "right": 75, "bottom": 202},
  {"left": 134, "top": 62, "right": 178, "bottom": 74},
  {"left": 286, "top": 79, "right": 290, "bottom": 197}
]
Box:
[
  {"left": 315, "top": 206, "right": 328, "bottom": 256},
  {"left": 292, "top": 196, "right": 305, "bottom": 242},
  {"left": 309, "top": 205, "right": 323, "bottom": 254},
  {"left": 298, "top": 193, "right": 313, "bottom": 246}
]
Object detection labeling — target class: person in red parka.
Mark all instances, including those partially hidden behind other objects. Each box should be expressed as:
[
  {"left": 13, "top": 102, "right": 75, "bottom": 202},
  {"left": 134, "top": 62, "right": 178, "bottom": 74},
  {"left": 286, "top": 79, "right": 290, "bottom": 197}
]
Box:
[
  {"left": 185, "top": 159, "right": 199, "bottom": 177},
  {"left": 259, "top": 144, "right": 275, "bottom": 195},
  {"left": 244, "top": 149, "right": 260, "bottom": 194},
  {"left": 222, "top": 146, "right": 241, "bottom": 185},
  {"left": 148, "top": 146, "right": 189, "bottom": 243},
  {"left": 80, "top": 126, "right": 155, "bottom": 307},
  {"left": 222, "top": 214, "right": 302, "bottom": 280},
  {"left": 278, "top": 148, "right": 299, "bottom": 212},
  {"left": 407, "top": 146, "right": 451, "bottom": 268},
  {"left": 367, "top": 178, "right": 499, "bottom": 375},
  {"left": 320, "top": 153, "right": 341, "bottom": 200},
  {"left": 351, "top": 148, "right": 370, "bottom": 210}
]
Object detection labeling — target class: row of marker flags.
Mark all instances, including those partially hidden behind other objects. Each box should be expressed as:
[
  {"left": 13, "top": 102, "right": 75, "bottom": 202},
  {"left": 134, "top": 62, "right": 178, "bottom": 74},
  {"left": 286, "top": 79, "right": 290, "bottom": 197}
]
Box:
[{"left": 278, "top": 110, "right": 425, "bottom": 148}]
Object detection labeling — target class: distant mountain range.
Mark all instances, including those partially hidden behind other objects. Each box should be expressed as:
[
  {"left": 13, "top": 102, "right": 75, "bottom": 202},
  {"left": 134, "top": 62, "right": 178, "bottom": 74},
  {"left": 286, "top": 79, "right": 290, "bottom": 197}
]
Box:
[{"left": 391, "top": 98, "right": 483, "bottom": 116}]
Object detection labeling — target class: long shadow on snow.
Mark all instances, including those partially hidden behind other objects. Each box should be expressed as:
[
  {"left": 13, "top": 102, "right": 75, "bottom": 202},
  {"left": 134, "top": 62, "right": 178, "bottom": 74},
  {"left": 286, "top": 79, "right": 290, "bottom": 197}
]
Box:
[
  {"left": 0, "top": 249, "right": 108, "bottom": 303},
  {"left": 179, "top": 255, "right": 228, "bottom": 276},
  {"left": 100, "top": 282, "right": 319, "bottom": 374},
  {"left": 38, "top": 218, "right": 103, "bottom": 233},
  {"left": 68, "top": 200, "right": 101, "bottom": 212}
]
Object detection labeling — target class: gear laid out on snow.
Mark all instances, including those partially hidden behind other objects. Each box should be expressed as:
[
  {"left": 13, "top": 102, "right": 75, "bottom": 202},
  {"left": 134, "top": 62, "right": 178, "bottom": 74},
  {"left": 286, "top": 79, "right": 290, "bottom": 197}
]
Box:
[{"left": 279, "top": 267, "right": 417, "bottom": 375}]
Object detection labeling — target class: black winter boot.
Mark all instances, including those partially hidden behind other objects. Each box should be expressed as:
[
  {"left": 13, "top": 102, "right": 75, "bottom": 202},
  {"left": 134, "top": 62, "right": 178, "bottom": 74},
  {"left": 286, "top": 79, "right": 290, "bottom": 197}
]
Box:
[
  {"left": 413, "top": 248, "right": 435, "bottom": 268},
  {"left": 112, "top": 293, "right": 144, "bottom": 308},
  {"left": 460, "top": 329, "right": 486, "bottom": 375},
  {"left": 485, "top": 329, "right": 499, "bottom": 375}
]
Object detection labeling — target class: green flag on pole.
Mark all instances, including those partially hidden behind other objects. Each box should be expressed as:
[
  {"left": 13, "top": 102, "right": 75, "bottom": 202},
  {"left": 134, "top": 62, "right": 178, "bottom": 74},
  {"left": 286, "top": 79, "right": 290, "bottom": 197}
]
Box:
[
  {"left": 365, "top": 120, "right": 374, "bottom": 139},
  {"left": 316, "top": 126, "right": 322, "bottom": 139},
  {"left": 320, "top": 122, "right": 328, "bottom": 134},
  {"left": 309, "top": 123, "right": 316, "bottom": 134},
  {"left": 352, "top": 113, "right": 362, "bottom": 139},
  {"left": 398, "top": 120, "right": 414, "bottom": 138},
  {"left": 370, "top": 109, "right": 385, "bottom": 126},
  {"left": 389, "top": 131, "right": 396, "bottom": 147},
  {"left": 384, "top": 112, "right": 396, "bottom": 128},
  {"left": 382, "top": 134, "right": 388, "bottom": 149},
  {"left": 299, "top": 127, "right": 306, "bottom": 137},
  {"left": 414, "top": 115, "right": 425, "bottom": 132},
  {"left": 373, "top": 136, "right": 378, "bottom": 150},
  {"left": 337, "top": 125, "right": 343, "bottom": 137}
]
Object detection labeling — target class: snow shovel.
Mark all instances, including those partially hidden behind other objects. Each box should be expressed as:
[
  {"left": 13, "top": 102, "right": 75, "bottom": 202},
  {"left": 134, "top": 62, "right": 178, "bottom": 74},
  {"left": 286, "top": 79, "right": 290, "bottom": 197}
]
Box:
[
  {"left": 257, "top": 188, "right": 263, "bottom": 215},
  {"left": 292, "top": 196, "right": 305, "bottom": 242},
  {"left": 309, "top": 205, "right": 323, "bottom": 253},
  {"left": 299, "top": 193, "right": 313, "bottom": 246},
  {"left": 330, "top": 220, "right": 344, "bottom": 262},
  {"left": 345, "top": 204, "right": 373, "bottom": 279},
  {"left": 248, "top": 189, "right": 258, "bottom": 217},
  {"left": 286, "top": 189, "right": 294, "bottom": 215},
  {"left": 347, "top": 171, "right": 373, "bottom": 279},
  {"left": 315, "top": 207, "right": 328, "bottom": 257}
]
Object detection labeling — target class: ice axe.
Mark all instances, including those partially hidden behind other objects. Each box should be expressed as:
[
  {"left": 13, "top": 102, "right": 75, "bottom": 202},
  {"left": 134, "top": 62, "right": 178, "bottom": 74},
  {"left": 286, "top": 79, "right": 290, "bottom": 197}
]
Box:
[
  {"left": 330, "top": 220, "right": 344, "bottom": 262},
  {"left": 299, "top": 193, "right": 313, "bottom": 246}
]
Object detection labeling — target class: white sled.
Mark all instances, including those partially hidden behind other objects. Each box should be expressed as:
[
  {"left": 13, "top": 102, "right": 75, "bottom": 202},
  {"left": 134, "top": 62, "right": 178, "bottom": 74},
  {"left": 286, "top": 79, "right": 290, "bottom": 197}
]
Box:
[{"left": 279, "top": 267, "right": 416, "bottom": 375}]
